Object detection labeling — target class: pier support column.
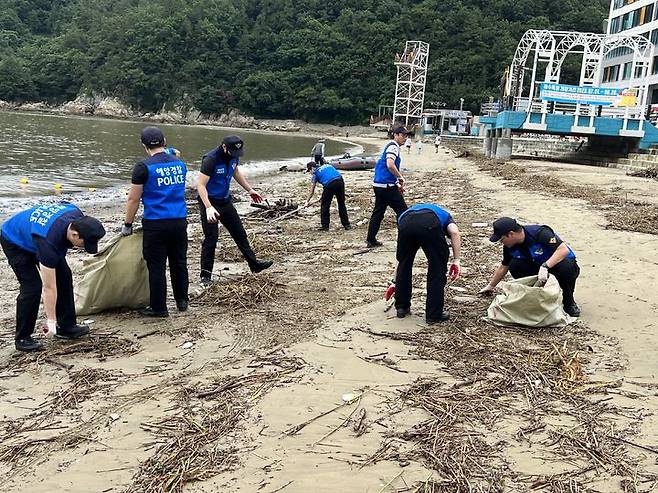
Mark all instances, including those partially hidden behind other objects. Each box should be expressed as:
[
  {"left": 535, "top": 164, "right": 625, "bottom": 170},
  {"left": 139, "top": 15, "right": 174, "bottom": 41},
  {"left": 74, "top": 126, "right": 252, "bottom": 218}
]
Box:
[
  {"left": 490, "top": 129, "right": 498, "bottom": 159},
  {"left": 495, "top": 128, "right": 512, "bottom": 160},
  {"left": 484, "top": 129, "right": 493, "bottom": 158}
]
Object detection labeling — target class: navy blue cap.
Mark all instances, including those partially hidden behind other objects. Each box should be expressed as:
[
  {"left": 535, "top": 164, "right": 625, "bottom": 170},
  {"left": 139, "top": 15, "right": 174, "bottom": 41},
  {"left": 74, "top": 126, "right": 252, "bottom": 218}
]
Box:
[
  {"left": 140, "top": 127, "right": 165, "bottom": 148},
  {"left": 222, "top": 135, "right": 244, "bottom": 157},
  {"left": 72, "top": 216, "right": 106, "bottom": 254},
  {"left": 489, "top": 217, "right": 518, "bottom": 242},
  {"left": 392, "top": 125, "right": 410, "bottom": 135}
]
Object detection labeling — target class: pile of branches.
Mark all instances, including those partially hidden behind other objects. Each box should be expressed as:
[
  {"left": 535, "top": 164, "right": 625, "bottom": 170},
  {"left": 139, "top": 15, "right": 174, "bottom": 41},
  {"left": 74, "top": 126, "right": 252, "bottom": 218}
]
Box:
[
  {"left": 196, "top": 273, "right": 283, "bottom": 311},
  {"left": 215, "top": 230, "right": 289, "bottom": 263},
  {"left": 46, "top": 368, "right": 122, "bottom": 410},
  {"left": 628, "top": 167, "right": 658, "bottom": 180},
  {"left": 128, "top": 398, "right": 242, "bottom": 493},
  {"left": 250, "top": 198, "right": 298, "bottom": 219}
]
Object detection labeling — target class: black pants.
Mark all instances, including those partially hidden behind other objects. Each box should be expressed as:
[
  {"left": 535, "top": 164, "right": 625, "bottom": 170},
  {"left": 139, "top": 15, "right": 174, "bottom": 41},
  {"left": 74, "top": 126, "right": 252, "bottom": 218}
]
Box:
[
  {"left": 198, "top": 197, "right": 258, "bottom": 280},
  {"left": 1, "top": 234, "right": 76, "bottom": 340},
  {"left": 320, "top": 178, "right": 350, "bottom": 228},
  {"left": 142, "top": 218, "right": 189, "bottom": 312},
  {"left": 395, "top": 211, "right": 449, "bottom": 320},
  {"left": 314, "top": 155, "right": 325, "bottom": 165},
  {"left": 508, "top": 257, "right": 580, "bottom": 307},
  {"left": 366, "top": 186, "right": 408, "bottom": 243}
]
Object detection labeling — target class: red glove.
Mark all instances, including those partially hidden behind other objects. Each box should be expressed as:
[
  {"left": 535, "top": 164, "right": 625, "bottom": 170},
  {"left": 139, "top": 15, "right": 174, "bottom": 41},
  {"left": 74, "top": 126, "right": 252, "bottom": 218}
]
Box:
[
  {"left": 448, "top": 262, "right": 461, "bottom": 281},
  {"left": 249, "top": 190, "right": 264, "bottom": 203},
  {"left": 384, "top": 284, "right": 396, "bottom": 301}
]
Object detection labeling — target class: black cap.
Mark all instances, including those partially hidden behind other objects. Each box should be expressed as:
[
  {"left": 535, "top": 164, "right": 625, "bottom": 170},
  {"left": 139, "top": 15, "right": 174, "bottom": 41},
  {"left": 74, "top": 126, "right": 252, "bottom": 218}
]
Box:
[
  {"left": 222, "top": 135, "right": 244, "bottom": 157},
  {"left": 392, "top": 125, "right": 410, "bottom": 135},
  {"left": 140, "top": 126, "right": 165, "bottom": 148},
  {"left": 72, "top": 216, "right": 106, "bottom": 254},
  {"left": 489, "top": 217, "right": 518, "bottom": 242}
]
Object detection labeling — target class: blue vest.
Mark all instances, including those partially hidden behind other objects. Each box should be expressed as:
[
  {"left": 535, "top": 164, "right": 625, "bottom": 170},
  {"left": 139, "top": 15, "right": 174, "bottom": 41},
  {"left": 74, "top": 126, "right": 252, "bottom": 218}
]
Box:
[
  {"left": 313, "top": 164, "right": 341, "bottom": 186},
  {"left": 204, "top": 147, "right": 238, "bottom": 200},
  {"left": 142, "top": 155, "right": 187, "bottom": 220},
  {"left": 509, "top": 225, "right": 577, "bottom": 265},
  {"left": 399, "top": 203, "right": 452, "bottom": 229},
  {"left": 1, "top": 203, "right": 80, "bottom": 253},
  {"left": 373, "top": 141, "right": 401, "bottom": 185},
  {"left": 164, "top": 147, "right": 179, "bottom": 156}
]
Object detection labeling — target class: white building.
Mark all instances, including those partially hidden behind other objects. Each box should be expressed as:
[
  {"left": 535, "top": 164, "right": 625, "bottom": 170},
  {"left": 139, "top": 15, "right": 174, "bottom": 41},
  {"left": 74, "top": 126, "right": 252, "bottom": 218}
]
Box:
[{"left": 604, "top": 0, "right": 658, "bottom": 105}]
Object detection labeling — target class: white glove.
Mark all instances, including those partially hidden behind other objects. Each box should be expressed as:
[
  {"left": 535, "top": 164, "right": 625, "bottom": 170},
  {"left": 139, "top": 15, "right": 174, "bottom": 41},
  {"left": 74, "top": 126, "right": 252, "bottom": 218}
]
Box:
[
  {"left": 538, "top": 264, "right": 549, "bottom": 286},
  {"left": 479, "top": 284, "right": 495, "bottom": 295},
  {"left": 43, "top": 319, "right": 57, "bottom": 337},
  {"left": 121, "top": 223, "right": 133, "bottom": 236},
  {"left": 206, "top": 206, "right": 220, "bottom": 223}
]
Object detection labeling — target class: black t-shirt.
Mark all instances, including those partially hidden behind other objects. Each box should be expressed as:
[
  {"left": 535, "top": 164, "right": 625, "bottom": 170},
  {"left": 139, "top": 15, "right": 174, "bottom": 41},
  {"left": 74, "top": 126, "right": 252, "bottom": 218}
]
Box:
[
  {"left": 32, "top": 211, "right": 79, "bottom": 268},
  {"left": 131, "top": 162, "right": 149, "bottom": 185},
  {"left": 200, "top": 148, "right": 234, "bottom": 176},
  {"left": 502, "top": 225, "right": 563, "bottom": 266}
]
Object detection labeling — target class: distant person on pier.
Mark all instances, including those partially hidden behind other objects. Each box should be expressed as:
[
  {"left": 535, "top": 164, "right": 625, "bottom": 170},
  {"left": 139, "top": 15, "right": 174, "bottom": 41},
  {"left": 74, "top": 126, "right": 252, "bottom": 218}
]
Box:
[
  {"left": 196, "top": 135, "right": 273, "bottom": 286},
  {"left": 1, "top": 203, "right": 105, "bottom": 351},
  {"left": 122, "top": 126, "right": 189, "bottom": 318},
  {"left": 365, "top": 125, "right": 410, "bottom": 249},
  {"left": 479, "top": 217, "right": 581, "bottom": 317},
  {"left": 434, "top": 134, "right": 441, "bottom": 153},
  {"left": 404, "top": 136, "right": 412, "bottom": 154},
  {"left": 305, "top": 162, "right": 351, "bottom": 231},
  {"left": 311, "top": 139, "right": 326, "bottom": 165},
  {"left": 416, "top": 139, "right": 423, "bottom": 155}
]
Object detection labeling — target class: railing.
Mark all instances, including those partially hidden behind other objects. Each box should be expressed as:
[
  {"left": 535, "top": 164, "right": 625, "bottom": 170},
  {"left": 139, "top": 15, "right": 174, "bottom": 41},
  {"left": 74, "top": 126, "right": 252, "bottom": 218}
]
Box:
[
  {"left": 512, "top": 97, "right": 647, "bottom": 120},
  {"left": 480, "top": 102, "right": 502, "bottom": 117}
]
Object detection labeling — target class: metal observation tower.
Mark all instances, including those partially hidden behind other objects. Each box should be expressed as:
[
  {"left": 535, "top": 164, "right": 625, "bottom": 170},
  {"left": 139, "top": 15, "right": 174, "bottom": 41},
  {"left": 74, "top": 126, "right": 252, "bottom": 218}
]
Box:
[{"left": 392, "top": 41, "right": 429, "bottom": 127}]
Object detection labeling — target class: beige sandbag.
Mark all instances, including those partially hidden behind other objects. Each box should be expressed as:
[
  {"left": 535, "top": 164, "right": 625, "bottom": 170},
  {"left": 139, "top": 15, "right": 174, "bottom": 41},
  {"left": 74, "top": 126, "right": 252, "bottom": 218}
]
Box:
[
  {"left": 74, "top": 232, "right": 149, "bottom": 315},
  {"left": 485, "top": 275, "right": 573, "bottom": 328}
]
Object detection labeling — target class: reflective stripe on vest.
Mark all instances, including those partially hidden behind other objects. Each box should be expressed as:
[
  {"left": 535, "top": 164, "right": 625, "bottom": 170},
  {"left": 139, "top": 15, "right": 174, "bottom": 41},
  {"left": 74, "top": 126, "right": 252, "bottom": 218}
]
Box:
[
  {"left": 143, "top": 159, "right": 187, "bottom": 220},
  {"left": 1, "top": 203, "right": 79, "bottom": 253},
  {"left": 373, "top": 141, "right": 401, "bottom": 185},
  {"left": 509, "top": 225, "right": 576, "bottom": 265}
]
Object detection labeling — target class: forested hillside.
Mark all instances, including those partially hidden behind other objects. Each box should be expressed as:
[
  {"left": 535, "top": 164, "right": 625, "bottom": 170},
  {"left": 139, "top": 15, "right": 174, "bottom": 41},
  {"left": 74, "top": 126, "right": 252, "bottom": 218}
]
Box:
[{"left": 0, "top": 0, "right": 609, "bottom": 123}]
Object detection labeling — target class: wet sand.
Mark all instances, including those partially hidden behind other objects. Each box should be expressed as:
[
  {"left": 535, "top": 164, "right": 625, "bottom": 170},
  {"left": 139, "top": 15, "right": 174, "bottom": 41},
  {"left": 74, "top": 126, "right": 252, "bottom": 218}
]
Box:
[{"left": 1, "top": 140, "right": 657, "bottom": 492}]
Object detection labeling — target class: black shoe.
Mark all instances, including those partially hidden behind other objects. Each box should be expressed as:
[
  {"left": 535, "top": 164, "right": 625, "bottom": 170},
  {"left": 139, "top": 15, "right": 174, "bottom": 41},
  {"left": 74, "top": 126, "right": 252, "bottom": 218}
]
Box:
[
  {"left": 176, "top": 299, "right": 189, "bottom": 312},
  {"left": 251, "top": 259, "right": 273, "bottom": 273},
  {"left": 396, "top": 307, "right": 410, "bottom": 318},
  {"left": 318, "top": 225, "right": 329, "bottom": 231},
  {"left": 15, "top": 337, "right": 44, "bottom": 352},
  {"left": 344, "top": 224, "right": 352, "bottom": 230},
  {"left": 56, "top": 324, "right": 91, "bottom": 340},
  {"left": 366, "top": 240, "right": 383, "bottom": 248},
  {"left": 139, "top": 307, "right": 169, "bottom": 318},
  {"left": 426, "top": 312, "right": 450, "bottom": 324},
  {"left": 564, "top": 303, "right": 581, "bottom": 317},
  {"left": 200, "top": 277, "right": 212, "bottom": 288}
]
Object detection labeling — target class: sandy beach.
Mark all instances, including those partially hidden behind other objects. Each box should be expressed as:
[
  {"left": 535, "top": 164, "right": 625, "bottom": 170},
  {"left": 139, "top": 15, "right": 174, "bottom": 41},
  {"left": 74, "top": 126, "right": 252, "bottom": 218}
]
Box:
[{"left": 1, "top": 138, "right": 658, "bottom": 492}]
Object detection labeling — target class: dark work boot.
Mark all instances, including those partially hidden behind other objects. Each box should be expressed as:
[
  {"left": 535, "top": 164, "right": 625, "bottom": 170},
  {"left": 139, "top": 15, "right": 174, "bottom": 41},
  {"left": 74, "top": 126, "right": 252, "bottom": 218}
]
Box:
[
  {"left": 56, "top": 324, "right": 90, "bottom": 340},
  {"left": 251, "top": 259, "right": 273, "bottom": 273},
  {"left": 366, "top": 239, "right": 383, "bottom": 249},
  {"left": 318, "top": 225, "right": 329, "bottom": 232},
  {"left": 564, "top": 303, "right": 581, "bottom": 317},
  {"left": 396, "top": 307, "right": 410, "bottom": 318},
  {"left": 426, "top": 312, "right": 450, "bottom": 325},
  {"left": 139, "top": 307, "right": 169, "bottom": 318},
  {"left": 15, "top": 336, "right": 44, "bottom": 352},
  {"left": 176, "top": 299, "right": 189, "bottom": 312}
]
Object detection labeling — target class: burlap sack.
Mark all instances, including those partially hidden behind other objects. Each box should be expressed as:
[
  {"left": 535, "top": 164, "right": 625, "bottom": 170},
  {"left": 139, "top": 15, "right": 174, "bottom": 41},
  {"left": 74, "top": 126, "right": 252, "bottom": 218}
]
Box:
[
  {"left": 485, "top": 275, "right": 573, "bottom": 328},
  {"left": 74, "top": 232, "right": 149, "bottom": 315}
]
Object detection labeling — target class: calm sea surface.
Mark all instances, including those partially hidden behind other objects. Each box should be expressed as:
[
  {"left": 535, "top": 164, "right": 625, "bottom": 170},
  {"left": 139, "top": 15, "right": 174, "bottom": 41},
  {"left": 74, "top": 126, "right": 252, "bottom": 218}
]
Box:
[{"left": 0, "top": 111, "right": 357, "bottom": 212}]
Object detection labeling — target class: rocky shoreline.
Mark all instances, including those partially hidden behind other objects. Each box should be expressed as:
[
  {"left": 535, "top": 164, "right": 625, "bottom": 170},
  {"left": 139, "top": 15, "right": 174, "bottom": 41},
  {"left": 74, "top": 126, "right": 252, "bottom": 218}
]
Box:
[{"left": 0, "top": 96, "right": 381, "bottom": 137}]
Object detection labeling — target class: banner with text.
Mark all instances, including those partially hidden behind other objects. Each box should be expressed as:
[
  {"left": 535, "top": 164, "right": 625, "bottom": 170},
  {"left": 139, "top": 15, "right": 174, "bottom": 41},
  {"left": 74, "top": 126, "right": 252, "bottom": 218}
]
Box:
[{"left": 539, "top": 83, "right": 637, "bottom": 107}]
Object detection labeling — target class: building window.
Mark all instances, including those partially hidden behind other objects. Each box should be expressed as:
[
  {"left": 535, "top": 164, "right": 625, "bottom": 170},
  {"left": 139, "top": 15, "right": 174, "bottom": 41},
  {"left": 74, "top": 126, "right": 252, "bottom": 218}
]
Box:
[
  {"left": 653, "top": 56, "right": 658, "bottom": 75},
  {"left": 623, "top": 62, "right": 633, "bottom": 80}
]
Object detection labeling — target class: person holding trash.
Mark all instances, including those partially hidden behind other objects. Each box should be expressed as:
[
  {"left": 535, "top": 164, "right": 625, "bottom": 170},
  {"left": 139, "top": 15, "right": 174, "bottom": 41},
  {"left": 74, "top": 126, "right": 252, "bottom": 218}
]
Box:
[
  {"left": 197, "top": 135, "right": 273, "bottom": 285},
  {"left": 0, "top": 202, "right": 106, "bottom": 351},
  {"left": 305, "top": 162, "right": 351, "bottom": 231},
  {"left": 311, "top": 138, "right": 326, "bottom": 165},
  {"left": 480, "top": 217, "right": 581, "bottom": 317},
  {"left": 122, "top": 126, "right": 189, "bottom": 318},
  {"left": 386, "top": 203, "right": 461, "bottom": 324},
  {"left": 365, "top": 125, "right": 409, "bottom": 248}
]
